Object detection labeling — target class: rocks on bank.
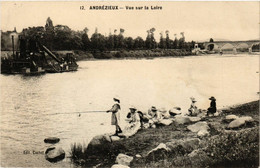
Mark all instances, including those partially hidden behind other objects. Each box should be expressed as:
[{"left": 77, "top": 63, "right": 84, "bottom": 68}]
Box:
[
  {"left": 171, "top": 115, "right": 202, "bottom": 125},
  {"left": 224, "top": 115, "right": 254, "bottom": 129},
  {"left": 88, "top": 134, "right": 112, "bottom": 146},
  {"left": 45, "top": 147, "right": 65, "bottom": 163},
  {"left": 145, "top": 127, "right": 259, "bottom": 168},
  {"left": 187, "top": 121, "right": 210, "bottom": 137},
  {"left": 111, "top": 153, "right": 134, "bottom": 168},
  {"left": 146, "top": 138, "right": 201, "bottom": 162},
  {"left": 44, "top": 137, "right": 60, "bottom": 144},
  {"left": 44, "top": 137, "right": 65, "bottom": 163},
  {"left": 71, "top": 101, "right": 259, "bottom": 167}
]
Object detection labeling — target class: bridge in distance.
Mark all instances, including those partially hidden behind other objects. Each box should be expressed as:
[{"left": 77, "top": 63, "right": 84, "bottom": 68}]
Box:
[{"left": 203, "top": 40, "right": 259, "bottom": 53}]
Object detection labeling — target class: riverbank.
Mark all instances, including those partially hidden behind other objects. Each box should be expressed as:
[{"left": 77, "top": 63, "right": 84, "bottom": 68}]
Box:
[
  {"left": 56, "top": 49, "right": 259, "bottom": 61},
  {"left": 2, "top": 49, "right": 258, "bottom": 63},
  {"left": 70, "top": 100, "right": 259, "bottom": 167},
  {"left": 56, "top": 49, "right": 195, "bottom": 61},
  {"left": 0, "top": 49, "right": 195, "bottom": 61}
]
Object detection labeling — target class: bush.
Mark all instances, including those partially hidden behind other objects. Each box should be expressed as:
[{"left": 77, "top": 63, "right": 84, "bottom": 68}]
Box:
[
  {"left": 114, "top": 50, "right": 128, "bottom": 58},
  {"left": 93, "top": 52, "right": 112, "bottom": 59},
  {"left": 205, "top": 127, "right": 259, "bottom": 167}
]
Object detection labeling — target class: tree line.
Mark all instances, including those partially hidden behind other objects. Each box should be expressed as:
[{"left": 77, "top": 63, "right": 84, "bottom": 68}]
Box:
[{"left": 1, "top": 17, "right": 196, "bottom": 51}]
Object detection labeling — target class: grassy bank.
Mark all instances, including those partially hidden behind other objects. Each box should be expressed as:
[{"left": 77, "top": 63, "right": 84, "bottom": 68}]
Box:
[
  {"left": 2, "top": 49, "right": 258, "bottom": 62},
  {"left": 70, "top": 100, "right": 259, "bottom": 168},
  {"left": 1, "top": 49, "right": 194, "bottom": 61},
  {"left": 70, "top": 49, "right": 194, "bottom": 61}
]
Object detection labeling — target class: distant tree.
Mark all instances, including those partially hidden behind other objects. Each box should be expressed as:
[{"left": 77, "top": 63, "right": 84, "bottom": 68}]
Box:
[
  {"left": 184, "top": 41, "right": 194, "bottom": 51},
  {"left": 179, "top": 32, "right": 185, "bottom": 49},
  {"left": 191, "top": 40, "right": 195, "bottom": 49},
  {"left": 90, "top": 29, "right": 106, "bottom": 51},
  {"left": 119, "top": 28, "right": 125, "bottom": 34},
  {"left": 1, "top": 31, "right": 8, "bottom": 51},
  {"left": 81, "top": 27, "right": 91, "bottom": 50},
  {"left": 53, "top": 25, "right": 73, "bottom": 50},
  {"left": 107, "top": 34, "right": 114, "bottom": 50},
  {"left": 2, "top": 17, "right": 200, "bottom": 53},
  {"left": 169, "top": 39, "right": 174, "bottom": 49},
  {"left": 117, "top": 28, "right": 125, "bottom": 48},
  {"left": 165, "top": 30, "right": 170, "bottom": 49},
  {"left": 173, "top": 34, "right": 178, "bottom": 49},
  {"left": 113, "top": 29, "right": 119, "bottom": 49},
  {"left": 53, "top": 25, "right": 82, "bottom": 50},
  {"left": 83, "top": 27, "right": 89, "bottom": 34},
  {"left": 124, "top": 37, "right": 134, "bottom": 50},
  {"left": 44, "top": 17, "right": 55, "bottom": 49},
  {"left": 159, "top": 32, "right": 166, "bottom": 49},
  {"left": 209, "top": 38, "right": 214, "bottom": 42},
  {"left": 134, "top": 36, "right": 144, "bottom": 49},
  {"left": 150, "top": 28, "right": 156, "bottom": 49},
  {"left": 145, "top": 28, "right": 156, "bottom": 49},
  {"left": 22, "top": 26, "right": 45, "bottom": 40},
  {"left": 71, "top": 31, "right": 83, "bottom": 50},
  {"left": 45, "top": 17, "right": 54, "bottom": 29},
  {"left": 145, "top": 30, "right": 152, "bottom": 49},
  {"left": 117, "top": 34, "right": 124, "bottom": 48}
]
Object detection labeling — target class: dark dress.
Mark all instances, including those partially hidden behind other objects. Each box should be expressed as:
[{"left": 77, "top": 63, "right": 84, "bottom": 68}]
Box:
[{"left": 207, "top": 100, "right": 216, "bottom": 114}]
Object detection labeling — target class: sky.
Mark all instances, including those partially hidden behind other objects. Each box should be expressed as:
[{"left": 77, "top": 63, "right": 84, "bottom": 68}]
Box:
[{"left": 1, "top": 1, "right": 259, "bottom": 42}]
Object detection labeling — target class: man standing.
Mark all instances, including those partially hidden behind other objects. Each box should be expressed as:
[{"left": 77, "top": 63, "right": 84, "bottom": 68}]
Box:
[{"left": 107, "top": 97, "right": 122, "bottom": 135}]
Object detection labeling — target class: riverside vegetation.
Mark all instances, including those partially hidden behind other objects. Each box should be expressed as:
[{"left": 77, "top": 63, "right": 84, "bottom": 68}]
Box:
[
  {"left": 66, "top": 49, "right": 193, "bottom": 61},
  {"left": 70, "top": 100, "right": 259, "bottom": 167},
  {"left": 3, "top": 17, "right": 259, "bottom": 61},
  {"left": 1, "top": 17, "right": 195, "bottom": 61}
]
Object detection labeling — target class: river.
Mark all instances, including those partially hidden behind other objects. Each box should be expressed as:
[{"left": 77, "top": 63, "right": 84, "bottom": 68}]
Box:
[{"left": 0, "top": 54, "right": 259, "bottom": 167}]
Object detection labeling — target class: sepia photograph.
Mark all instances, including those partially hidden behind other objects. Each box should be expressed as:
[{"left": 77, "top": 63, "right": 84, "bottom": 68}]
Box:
[{"left": 0, "top": 1, "right": 259, "bottom": 167}]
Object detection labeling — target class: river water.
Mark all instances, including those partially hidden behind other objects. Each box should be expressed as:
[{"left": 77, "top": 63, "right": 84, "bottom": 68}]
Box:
[{"left": 0, "top": 54, "right": 259, "bottom": 167}]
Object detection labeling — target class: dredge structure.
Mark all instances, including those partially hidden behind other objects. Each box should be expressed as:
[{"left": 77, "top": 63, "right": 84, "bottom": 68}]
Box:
[{"left": 1, "top": 35, "right": 78, "bottom": 75}]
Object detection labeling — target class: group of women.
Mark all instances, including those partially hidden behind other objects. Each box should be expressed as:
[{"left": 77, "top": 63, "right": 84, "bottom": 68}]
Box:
[{"left": 107, "top": 96, "right": 217, "bottom": 137}]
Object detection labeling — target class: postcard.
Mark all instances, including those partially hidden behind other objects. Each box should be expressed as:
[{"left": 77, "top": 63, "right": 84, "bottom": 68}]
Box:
[{"left": 1, "top": 1, "right": 259, "bottom": 167}]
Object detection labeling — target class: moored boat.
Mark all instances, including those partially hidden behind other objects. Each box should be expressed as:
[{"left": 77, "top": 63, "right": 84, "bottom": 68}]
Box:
[{"left": 1, "top": 35, "right": 78, "bottom": 75}]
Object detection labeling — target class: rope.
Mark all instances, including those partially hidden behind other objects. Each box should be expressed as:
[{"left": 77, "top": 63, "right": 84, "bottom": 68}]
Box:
[{"left": 48, "top": 111, "right": 106, "bottom": 115}]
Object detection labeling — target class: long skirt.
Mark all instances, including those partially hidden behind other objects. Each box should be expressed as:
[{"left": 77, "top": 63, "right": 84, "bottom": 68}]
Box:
[
  {"left": 123, "top": 122, "right": 141, "bottom": 137},
  {"left": 111, "top": 113, "right": 118, "bottom": 125},
  {"left": 208, "top": 107, "right": 216, "bottom": 113}
]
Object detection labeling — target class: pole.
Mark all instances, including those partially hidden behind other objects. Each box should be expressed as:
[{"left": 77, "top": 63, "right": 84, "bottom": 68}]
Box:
[
  {"left": 12, "top": 35, "right": 15, "bottom": 59},
  {"left": 48, "top": 110, "right": 107, "bottom": 115}
]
